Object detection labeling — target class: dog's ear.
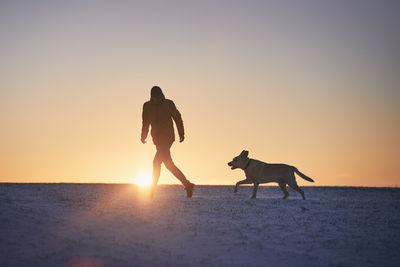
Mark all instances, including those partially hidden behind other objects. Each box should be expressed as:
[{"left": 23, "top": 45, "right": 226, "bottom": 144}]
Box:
[{"left": 240, "top": 150, "right": 249, "bottom": 158}]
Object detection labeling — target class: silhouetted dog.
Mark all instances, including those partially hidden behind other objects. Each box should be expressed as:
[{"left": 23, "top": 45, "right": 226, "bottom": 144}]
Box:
[{"left": 228, "top": 150, "right": 314, "bottom": 199}]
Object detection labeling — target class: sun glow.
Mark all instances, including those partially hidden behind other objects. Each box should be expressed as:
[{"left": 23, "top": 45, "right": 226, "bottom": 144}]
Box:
[{"left": 134, "top": 173, "right": 152, "bottom": 187}]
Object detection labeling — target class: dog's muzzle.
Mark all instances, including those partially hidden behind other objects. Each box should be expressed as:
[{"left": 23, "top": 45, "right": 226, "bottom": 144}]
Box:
[{"left": 227, "top": 161, "right": 237, "bottom": 170}]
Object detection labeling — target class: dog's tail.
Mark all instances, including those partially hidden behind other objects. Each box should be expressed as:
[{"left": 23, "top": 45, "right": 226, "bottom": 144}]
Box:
[{"left": 294, "top": 168, "right": 314, "bottom": 182}]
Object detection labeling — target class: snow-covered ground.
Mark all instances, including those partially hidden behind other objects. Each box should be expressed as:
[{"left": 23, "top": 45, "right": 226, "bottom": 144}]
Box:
[{"left": 0, "top": 184, "right": 399, "bottom": 267}]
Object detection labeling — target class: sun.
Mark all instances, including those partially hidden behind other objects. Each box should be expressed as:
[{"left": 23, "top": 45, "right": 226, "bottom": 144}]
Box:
[{"left": 134, "top": 173, "right": 152, "bottom": 187}]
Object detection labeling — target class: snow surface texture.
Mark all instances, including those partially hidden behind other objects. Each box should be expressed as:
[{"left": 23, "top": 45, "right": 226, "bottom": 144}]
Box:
[{"left": 0, "top": 184, "right": 399, "bottom": 267}]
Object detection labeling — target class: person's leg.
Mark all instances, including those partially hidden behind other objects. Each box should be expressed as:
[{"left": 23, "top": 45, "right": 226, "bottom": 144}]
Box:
[
  {"left": 161, "top": 144, "right": 191, "bottom": 188},
  {"left": 150, "top": 147, "right": 162, "bottom": 197},
  {"left": 154, "top": 142, "right": 194, "bottom": 197}
]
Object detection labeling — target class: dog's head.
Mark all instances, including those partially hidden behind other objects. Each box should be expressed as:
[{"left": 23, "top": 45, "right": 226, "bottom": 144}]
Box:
[{"left": 227, "top": 150, "right": 249, "bottom": 170}]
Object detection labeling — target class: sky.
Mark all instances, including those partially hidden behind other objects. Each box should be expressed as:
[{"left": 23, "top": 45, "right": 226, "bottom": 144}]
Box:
[{"left": 1, "top": 0, "right": 399, "bottom": 186}]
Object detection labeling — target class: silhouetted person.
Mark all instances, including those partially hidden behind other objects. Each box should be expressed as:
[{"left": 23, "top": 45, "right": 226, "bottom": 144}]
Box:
[{"left": 141, "top": 86, "right": 195, "bottom": 198}]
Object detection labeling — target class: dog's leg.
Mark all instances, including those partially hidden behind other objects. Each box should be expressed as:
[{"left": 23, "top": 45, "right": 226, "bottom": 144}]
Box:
[
  {"left": 234, "top": 179, "right": 250, "bottom": 193},
  {"left": 279, "top": 182, "right": 289, "bottom": 199},
  {"left": 288, "top": 175, "right": 305, "bottom": 200},
  {"left": 251, "top": 183, "right": 259, "bottom": 199}
]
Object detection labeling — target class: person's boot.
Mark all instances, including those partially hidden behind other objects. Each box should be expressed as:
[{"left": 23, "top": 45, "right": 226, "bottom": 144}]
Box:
[
  {"left": 149, "top": 189, "right": 154, "bottom": 199},
  {"left": 185, "top": 183, "right": 195, "bottom": 198},
  {"left": 149, "top": 184, "right": 156, "bottom": 199}
]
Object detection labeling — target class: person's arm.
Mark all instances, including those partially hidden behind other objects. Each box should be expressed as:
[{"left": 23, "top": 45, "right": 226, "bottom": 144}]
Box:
[
  {"left": 170, "top": 101, "right": 185, "bottom": 142},
  {"left": 141, "top": 103, "right": 150, "bottom": 143}
]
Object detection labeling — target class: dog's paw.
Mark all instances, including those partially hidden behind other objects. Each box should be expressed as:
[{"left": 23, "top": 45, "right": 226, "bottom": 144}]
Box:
[{"left": 233, "top": 189, "right": 238, "bottom": 193}]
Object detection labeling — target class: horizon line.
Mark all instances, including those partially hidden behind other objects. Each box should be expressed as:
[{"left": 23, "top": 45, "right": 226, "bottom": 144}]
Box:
[{"left": 0, "top": 182, "right": 398, "bottom": 188}]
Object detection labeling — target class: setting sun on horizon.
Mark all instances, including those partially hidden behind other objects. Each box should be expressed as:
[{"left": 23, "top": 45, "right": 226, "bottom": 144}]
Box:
[
  {"left": 134, "top": 173, "right": 152, "bottom": 187},
  {"left": 0, "top": 1, "right": 399, "bottom": 187}
]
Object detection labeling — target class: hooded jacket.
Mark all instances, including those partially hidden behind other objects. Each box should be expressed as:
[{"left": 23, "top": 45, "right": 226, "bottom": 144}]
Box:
[{"left": 141, "top": 87, "right": 184, "bottom": 145}]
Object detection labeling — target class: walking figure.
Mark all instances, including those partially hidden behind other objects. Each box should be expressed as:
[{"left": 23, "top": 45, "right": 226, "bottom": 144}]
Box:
[{"left": 141, "top": 86, "right": 195, "bottom": 198}]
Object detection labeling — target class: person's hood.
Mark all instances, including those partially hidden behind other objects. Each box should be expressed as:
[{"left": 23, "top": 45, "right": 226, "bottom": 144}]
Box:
[{"left": 150, "top": 86, "right": 165, "bottom": 103}]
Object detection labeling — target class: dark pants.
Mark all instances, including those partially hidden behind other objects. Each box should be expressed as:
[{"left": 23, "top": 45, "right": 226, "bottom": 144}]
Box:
[{"left": 151, "top": 142, "right": 190, "bottom": 191}]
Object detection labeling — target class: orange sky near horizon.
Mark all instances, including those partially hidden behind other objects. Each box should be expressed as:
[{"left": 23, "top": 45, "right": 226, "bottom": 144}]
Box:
[{"left": 1, "top": 1, "right": 399, "bottom": 187}]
